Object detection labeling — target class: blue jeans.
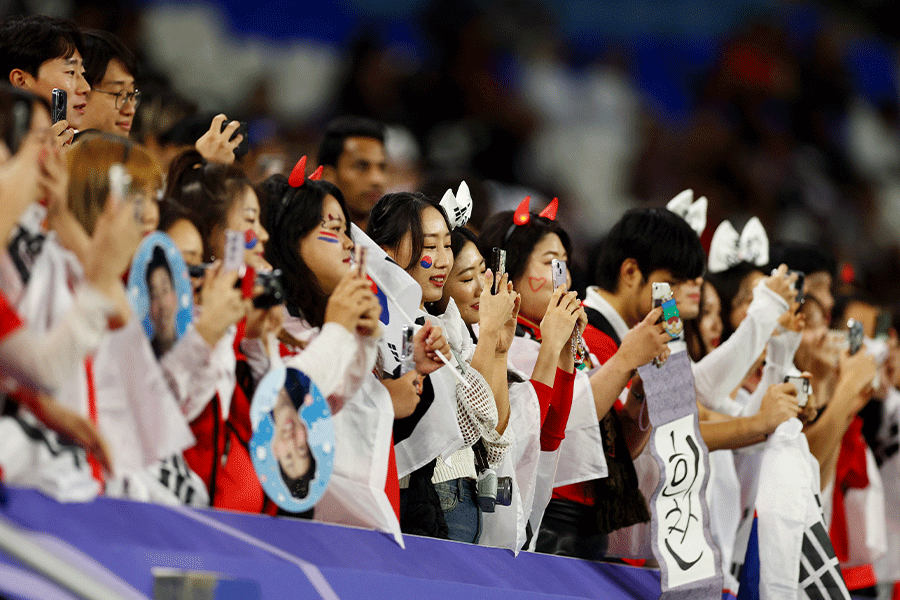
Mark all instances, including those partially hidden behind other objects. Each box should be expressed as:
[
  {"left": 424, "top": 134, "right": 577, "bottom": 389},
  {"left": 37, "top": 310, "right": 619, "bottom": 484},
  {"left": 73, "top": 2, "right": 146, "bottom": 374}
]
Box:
[{"left": 434, "top": 478, "right": 481, "bottom": 543}]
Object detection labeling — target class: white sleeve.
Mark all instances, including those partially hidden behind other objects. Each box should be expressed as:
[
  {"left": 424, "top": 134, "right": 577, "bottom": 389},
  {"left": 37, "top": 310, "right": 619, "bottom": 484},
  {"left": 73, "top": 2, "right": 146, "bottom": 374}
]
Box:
[
  {"left": 239, "top": 335, "right": 270, "bottom": 383},
  {"left": 454, "top": 367, "right": 512, "bottom": 469},
  {"left": 159, "top": 325, "right": 236, "bottom": 422},
  {"left": 740, "top": 329, "right": 803, "bottom": 418},
  {"left": 284, "top": 323, "right": 379, "bottom": 414},
  {"left": 0, "top": 283, "right": 112, "bottom": 394},
  {"left": 693, "top": 281, "right": 788, "bottom": 415}
]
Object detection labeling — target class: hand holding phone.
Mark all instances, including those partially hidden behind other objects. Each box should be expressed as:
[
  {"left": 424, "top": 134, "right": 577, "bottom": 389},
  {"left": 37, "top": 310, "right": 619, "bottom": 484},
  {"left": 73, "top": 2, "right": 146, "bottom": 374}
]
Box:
[
  {"left": 848, "top": 319, "right": 864, "bottom": 355},
  {"left": 51, "top": 89, "right": 67, "bottom": 124},
  {"left": 354, "top": 245, "right": 367, "bottom": 279},
  {"left": 221, "top": 119, "right": 249, "bottom": 158},
  {"left": 788, "top": 270, "right": 805, "bottom": 305},
  {"left": 551, "top": 258, "right": 566, "bottom": 291},
  {"left": 652, "top": 282, "right": 683, "bottom": 340},
  {"left": 491, "top": 248, "right": 506, "bottom": 295},
  {"left": 400, "top": 326, "right": 415, "bottom": 375},
  {"left": 108, "top": 163, "right": 131, "bottom": 208},
  {"left": 784, "top": 375, "right": 811, "bottom": 408}
]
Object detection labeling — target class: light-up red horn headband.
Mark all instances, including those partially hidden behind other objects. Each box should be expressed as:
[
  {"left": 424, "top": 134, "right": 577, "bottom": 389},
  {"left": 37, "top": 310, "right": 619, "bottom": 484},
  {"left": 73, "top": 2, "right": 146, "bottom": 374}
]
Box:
[{"left": 288, "top": 156, "right": 324, "bottom": 187}]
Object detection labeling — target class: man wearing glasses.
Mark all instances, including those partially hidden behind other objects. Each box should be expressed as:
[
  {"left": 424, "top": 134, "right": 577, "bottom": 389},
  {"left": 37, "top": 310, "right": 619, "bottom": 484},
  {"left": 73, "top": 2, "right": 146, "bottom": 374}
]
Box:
[{"left": 80, "top": 29, "right": 140, "bottom": 137}]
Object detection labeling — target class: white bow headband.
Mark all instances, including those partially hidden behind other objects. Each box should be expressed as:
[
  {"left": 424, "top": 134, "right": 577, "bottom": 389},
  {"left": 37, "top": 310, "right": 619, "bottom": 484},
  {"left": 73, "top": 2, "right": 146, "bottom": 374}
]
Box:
[
  {"left": 439, "top": 181, "right": 473, "bottom": 230},
  {"left": 666, "top": 189, "right": 707, "bottom": 236},
  {"left": 707, "top": 217, "right": 769, "bottom": 274}
]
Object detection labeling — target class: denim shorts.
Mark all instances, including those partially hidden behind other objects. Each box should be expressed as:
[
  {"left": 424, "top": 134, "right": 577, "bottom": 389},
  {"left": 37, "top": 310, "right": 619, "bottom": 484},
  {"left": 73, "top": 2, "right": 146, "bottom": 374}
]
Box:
[{"left": 433, "top": 478, "right": 481, "bottom": 544}]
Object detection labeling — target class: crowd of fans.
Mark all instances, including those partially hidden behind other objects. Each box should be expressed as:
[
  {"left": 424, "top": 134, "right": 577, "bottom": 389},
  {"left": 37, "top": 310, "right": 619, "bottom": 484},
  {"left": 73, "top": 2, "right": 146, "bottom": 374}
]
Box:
[{"left": 1, "top": 10, "right": 899, "bottom": 600}]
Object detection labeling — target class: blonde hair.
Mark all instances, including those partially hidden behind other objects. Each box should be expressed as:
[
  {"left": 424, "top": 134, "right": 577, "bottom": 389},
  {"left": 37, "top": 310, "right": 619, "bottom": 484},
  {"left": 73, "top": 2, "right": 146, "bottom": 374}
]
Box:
[{"left": 66, "top": 132, "right": 163, "bottom": 235}]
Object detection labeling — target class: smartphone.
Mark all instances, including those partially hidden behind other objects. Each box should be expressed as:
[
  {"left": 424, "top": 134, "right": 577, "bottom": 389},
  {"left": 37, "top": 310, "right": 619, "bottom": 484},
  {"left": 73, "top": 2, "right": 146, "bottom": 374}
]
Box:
[
  {"left": 652, "top": 282, "right": 683, "bottom": 340},
  {"left": 874, "top": 311, "right": 891, "bottom": 341},
  {"left": 354, "top": 245, "right": 368, "bottom": 279},
  {"left": 108, "top": 163, "right": 131, "bottom": 207},
  {"left": 551, "top": 258, "right": 566, "bottom": 291},
  {"left": 652, "top": 282, "right": 672, "bottom": 309},
  {"left": 784, "top": 375, "right": 810, "bottom": 408},
  {"left": 848, "top": 319, "right": 864, "bottom": 355},
  {"left": 221, "top": 119, "right": 249, "bottom": 158},
  {"left": 491, "top": 247, "right": 506, "bottom": 295},
  {"left": 399, "top": 326, "right": 415, "bottom": 375},
  {"left": 788, "top": 270, "right": 805, "bottom": 304},
  {"left": 50, "top": 88, "right": 67, "bottom": 124},
  {"left": 187, "top": 263, "right": 208, "bottom": 279}
]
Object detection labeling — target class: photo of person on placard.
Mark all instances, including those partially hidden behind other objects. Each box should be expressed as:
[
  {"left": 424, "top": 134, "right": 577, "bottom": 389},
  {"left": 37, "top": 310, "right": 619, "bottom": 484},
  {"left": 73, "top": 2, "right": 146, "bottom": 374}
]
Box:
[
  {"left": 249, "top": 365, "right": 335, "bottom": 514},
  {"left": 146, "top": 245, "right": 179, "bottom": 357},
  {"left": 127, "top": 231, "right": 193, "bottom": 359},
  {"left": 272, "top": 385, "right": 317, "bottom": 501}
]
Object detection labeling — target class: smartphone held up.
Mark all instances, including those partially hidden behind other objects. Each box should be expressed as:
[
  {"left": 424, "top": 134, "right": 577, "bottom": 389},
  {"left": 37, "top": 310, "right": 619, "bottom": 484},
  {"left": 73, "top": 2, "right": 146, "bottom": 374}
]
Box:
[
  {"left": 50, "top": 88, "right": 67, "bottom": 124},
  {"left": 491, "top": 247, "right": 506, "bottom": 295}
]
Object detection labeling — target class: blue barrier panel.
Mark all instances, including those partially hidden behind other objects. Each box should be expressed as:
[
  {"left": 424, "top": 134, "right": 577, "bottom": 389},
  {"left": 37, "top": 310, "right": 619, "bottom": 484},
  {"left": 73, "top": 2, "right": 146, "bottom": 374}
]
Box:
[{"left": 0, "top": 486, "right": 661, "bottom": 599}]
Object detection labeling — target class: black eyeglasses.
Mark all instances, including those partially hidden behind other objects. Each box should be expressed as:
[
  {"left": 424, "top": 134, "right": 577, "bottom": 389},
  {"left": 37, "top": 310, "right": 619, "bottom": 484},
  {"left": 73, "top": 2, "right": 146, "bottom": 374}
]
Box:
[{"left": 92, "top": 89, "right": 141, "bottom": 109}]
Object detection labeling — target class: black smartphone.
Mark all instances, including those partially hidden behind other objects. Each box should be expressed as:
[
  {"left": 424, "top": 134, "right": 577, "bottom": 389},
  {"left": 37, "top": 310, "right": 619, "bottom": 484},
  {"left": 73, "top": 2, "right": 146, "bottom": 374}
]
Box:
[
  {"left": 788, "top": 270, "right": 805, "bottom": 304},
  {"left": 51, "top": 88, "right": 67, "bottom": 124},
  {"left": 221, "top": 120, "right": 249, "bottom": 158},
  {"left": 848, "top": 319, "right": 864, "bottom": 355},
  {"left": 874, "top": 311, "right": 891, "bottom": 340},
  {"left": 491, "top": 247, "right": 506, "bottom": 295}
]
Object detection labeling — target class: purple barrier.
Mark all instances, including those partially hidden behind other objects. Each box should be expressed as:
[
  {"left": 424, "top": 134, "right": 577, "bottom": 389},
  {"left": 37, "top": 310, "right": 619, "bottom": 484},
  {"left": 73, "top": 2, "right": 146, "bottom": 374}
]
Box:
[{"left": 0, "top": 486, "right": 661, "bottom": 599}]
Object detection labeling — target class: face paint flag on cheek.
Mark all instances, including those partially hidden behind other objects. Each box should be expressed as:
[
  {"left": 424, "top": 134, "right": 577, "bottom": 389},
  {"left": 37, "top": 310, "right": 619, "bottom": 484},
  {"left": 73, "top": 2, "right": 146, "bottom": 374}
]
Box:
[
  {"left": 317, "top": 231, "right": 340, "bottom": 244},
  {"left": 244, "top": 229, "right": 258, "bottom": 250},
  {"left": 420, "top": 256, "right": 433, "bottom": 269}
]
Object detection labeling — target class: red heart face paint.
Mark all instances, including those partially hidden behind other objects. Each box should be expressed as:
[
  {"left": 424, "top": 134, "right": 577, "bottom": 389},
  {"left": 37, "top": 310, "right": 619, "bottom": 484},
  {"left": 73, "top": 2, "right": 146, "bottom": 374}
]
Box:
[
  {"left": 529, "top": 277, "right": 546, "bottom": 292},
  {"left": 420, "top": 256, "right": 433, "bottom": 269},
  {"left": 317, "top": 231, "right": 340, "bottom": 244}
]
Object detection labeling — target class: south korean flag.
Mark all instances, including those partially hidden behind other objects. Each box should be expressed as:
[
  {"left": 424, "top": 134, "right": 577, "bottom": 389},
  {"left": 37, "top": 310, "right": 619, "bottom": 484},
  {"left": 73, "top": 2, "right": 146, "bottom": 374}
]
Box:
[
  {"left": 799, "top": 498, "right": 849, "bottom": 600},
  {"left": 732, "top": 419, "right": 850, "bottom": 600}
]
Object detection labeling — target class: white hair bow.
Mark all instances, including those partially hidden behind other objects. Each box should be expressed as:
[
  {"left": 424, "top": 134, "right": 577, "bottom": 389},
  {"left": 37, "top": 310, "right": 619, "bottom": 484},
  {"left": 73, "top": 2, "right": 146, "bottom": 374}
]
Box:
[
  {"left": 707, "top": 217, "right": 769, "bottom": 273},
  {"left": 439, "top": 181, "right": 473, "bottom": 230},
  {"left": 666, "top": 189, "right": 707, "bottom": 236}
]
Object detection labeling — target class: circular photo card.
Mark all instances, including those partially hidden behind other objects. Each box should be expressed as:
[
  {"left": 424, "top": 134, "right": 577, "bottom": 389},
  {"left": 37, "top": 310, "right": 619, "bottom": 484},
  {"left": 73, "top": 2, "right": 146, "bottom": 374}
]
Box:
[
  {"left": 250, "top": 366, "right": 335, "bottom": 513},
  {"left": 127, "top": 231, "right": 193, "bottom": 357}
]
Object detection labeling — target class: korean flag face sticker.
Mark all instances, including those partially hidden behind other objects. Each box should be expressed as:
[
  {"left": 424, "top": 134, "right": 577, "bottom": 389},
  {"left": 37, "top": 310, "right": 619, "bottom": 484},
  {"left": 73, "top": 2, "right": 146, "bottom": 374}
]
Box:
[
  {"left": 249, "top": 366, "right": 335, "bottom": 513},
  {"left": 127, "top": 231, "right": 194, "bottom": 357}
]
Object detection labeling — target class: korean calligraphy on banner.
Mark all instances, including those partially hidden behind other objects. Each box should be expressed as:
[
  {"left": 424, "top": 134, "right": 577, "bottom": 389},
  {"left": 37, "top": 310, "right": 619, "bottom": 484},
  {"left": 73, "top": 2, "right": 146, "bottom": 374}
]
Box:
[{"left": 639, "top": 349, "right": 722, "bottom": 599}]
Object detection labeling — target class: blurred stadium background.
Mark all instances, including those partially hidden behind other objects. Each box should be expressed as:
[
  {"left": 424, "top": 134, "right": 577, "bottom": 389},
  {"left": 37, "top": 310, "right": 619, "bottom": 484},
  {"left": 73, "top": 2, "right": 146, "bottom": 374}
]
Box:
[{"left": 17, "top": 0, "right": 900, "bottom": 298}]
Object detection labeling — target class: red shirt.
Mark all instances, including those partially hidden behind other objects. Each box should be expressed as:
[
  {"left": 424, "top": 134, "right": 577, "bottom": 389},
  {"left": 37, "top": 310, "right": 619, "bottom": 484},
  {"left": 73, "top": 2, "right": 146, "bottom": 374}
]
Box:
[{"left": 552, "top": 322, "right": 620, "bottom": 506}]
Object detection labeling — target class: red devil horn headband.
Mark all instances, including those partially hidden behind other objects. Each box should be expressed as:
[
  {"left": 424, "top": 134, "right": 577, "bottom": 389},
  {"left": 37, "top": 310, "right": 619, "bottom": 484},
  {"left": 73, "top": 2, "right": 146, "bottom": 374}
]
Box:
[
  {"left": 503, "top": 195, "right": 560, "bottom": 248},
  {"left": 539, "top": 197, "right": 558, "bottom": 220},
  {"left": 513, "top": 196, "right": 532, "bottom": 226},
  {"left": 288, "top": 156, "right": 308, "bottom": 187},
  {"left": 289, "top": 157, "right": 324, "bottom": 186}
]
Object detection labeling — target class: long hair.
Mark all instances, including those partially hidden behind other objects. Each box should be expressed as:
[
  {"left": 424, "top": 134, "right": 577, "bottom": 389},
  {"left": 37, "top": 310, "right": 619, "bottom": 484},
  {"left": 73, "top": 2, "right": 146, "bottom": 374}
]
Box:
[
  {"left": 366, "top": 192, "right": 450, "bottom": 272},
  {"left": 164, "top": 149, "right": 249, "bottom": 262},
  {"left": 66, "top": 133, "right": 162, "bottom": 235},
  {"left": 259, "top": 174, "right": 349, "bottom": 327}
]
